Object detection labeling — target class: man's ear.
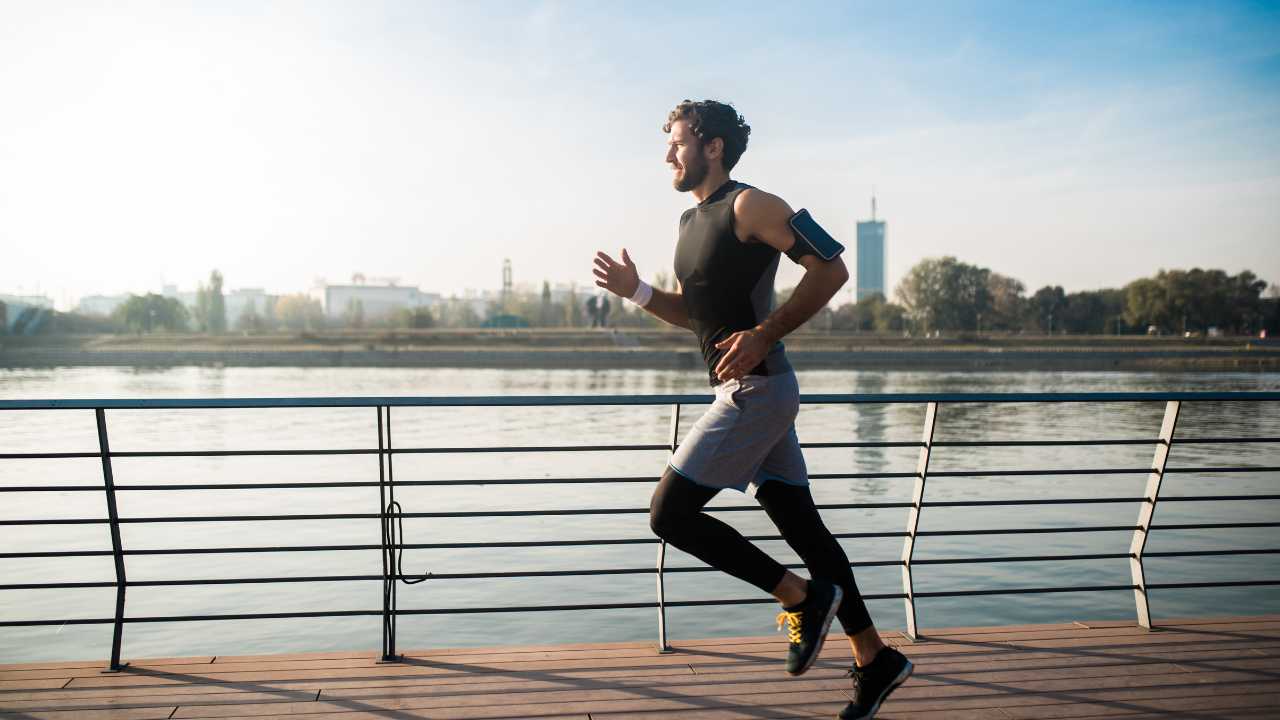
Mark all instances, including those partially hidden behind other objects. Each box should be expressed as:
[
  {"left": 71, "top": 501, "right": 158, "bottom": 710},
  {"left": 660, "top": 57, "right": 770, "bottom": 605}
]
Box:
[{"left": 705, "top": 136, "right": 724, "bottom": 161}]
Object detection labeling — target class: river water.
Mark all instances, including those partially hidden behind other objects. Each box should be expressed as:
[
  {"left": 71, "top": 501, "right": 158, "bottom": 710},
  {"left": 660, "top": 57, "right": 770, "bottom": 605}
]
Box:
[{"left": 2, "top": 366, "right": 1278, "bottom": 663}]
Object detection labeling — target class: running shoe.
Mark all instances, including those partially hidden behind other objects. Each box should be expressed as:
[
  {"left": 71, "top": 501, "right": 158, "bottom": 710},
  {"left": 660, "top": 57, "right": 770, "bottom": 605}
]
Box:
[
  {"left": 839, "top": 645, "right": 913, "bottom": 719},
  {"left": 775, "top": 578, "right": 843, "bottom": 676}
]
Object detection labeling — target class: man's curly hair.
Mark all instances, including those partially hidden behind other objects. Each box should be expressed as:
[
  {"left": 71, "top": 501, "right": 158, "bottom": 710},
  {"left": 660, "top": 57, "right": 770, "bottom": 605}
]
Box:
[{"left": 663, "top": 100, "right": 751, "bottom": 171}]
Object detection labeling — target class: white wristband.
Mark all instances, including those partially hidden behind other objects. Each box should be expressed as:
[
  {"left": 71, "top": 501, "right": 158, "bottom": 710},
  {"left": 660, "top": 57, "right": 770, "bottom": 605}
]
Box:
[{"left": 629, "top": 279, "right": 654, "bottom": 307}]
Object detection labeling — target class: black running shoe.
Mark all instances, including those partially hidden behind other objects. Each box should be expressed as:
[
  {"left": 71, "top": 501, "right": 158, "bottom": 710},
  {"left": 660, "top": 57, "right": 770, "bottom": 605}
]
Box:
[
  {"left": 775, "top": 578, "right": 843, "bottom": 676},
  {"left": 839, "top": 645, "right": 913, "bottom": 719}
]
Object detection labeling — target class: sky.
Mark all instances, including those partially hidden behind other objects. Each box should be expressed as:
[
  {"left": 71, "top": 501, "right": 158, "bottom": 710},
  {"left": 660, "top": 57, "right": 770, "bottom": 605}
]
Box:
[{"left": 1, "top": 0, "right": 1278, "bottom": 310}]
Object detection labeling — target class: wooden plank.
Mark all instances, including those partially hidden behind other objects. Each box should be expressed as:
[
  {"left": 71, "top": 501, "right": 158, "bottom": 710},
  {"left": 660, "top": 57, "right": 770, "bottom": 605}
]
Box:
[
  {"left": 57, "top": 660, "right": 702, "bottom": 691},
  {"left": 999, "top": 688, "right": 1280, "bottom": 718},
  {"left": 578, "top": 708, "right": 844, "bottom": 720},
  {"left": 1010, "top": 629, "right": 1280, "bottom": 651},
  {"left": 0, "top": 664, "right": 702, "bottom": 702},
  {"left": 1140, "top": 614, "right": 1280, "bottom": 627},
  {"left": 1073, "top": 615, "right": 1279, "bottom": 630},
  {"left": 860, "top": 679, "right": 1280, "bottom": 714},
  {"left": 319, "top": 674, "right": 852, "bottom": 702},
  {"left": 695, "top": 659, "right": 1195, "bottom": 689},
  {"left": 909, "top": 621, "right": 1099, "bottom": 636},
  {"left": 0, "top": 708, "right": 178, "bottom": 720},
  {"left": 176, "top": 713, "right": 596, "bottom": 720},
  {"left": 907, "top": 620, "right": 1280, "bottom": 646},
  {"left": 898, "top": 631, "right": 1280, "bottom": 658},
  {"left": 1036, "top": 713, "right": 1280, "bottom": 720},
  {"left": 0, "top": 690, "right": 319, "bottom": 713},
  {"left": 0, "top": 656, "right": 215, "bottom": 672},
  {"left": 901, "top": 620, "right": 1280, "bottom": 648},
  {"left": 55, "top": 656, "right": 707, "bottom": 689},
  {"left": 0, "top": 678, "right": 69, "bottom": 691},
  {"left": 173, "top": 644, "right": 765, "bottom": 675},
  {"left": 209, "top": 650, "right": 377, "bottom": 664},
  {"left": 593, "top": 709, "right": 990, "bottom": 720},
  {"left": 893, "top": 669, "right": 1268, "bottom": 700},
  {"left": 829, "top": 637, "right": 1280, "bottom": 668},
  {"left": 169, "top": 689, "right": 855, "bottom": 719},
  {"left": 168, "top": 681, "right": 855, "bottom": 718}
]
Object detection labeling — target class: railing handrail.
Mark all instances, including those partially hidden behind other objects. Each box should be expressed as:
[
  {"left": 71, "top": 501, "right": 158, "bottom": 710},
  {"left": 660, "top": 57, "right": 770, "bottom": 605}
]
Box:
[{"left": 3, "top": 390, "right": 1280, "bottom": 410}]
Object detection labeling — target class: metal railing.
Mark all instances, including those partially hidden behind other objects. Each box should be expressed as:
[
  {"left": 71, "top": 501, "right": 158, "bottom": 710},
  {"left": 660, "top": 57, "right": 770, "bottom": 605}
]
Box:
[{"left": 2, "top": 391, "right": 1279, "bottom": 670}]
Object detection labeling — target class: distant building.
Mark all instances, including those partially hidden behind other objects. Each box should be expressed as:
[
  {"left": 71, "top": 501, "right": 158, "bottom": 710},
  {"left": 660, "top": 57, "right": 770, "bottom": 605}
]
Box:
[
  {"left": 76, "top": 294, "right": 129, "bottom": 317},
  {"left": 321, "top": 275, "right": 441, "bottom": 321},
  {"left": 225, "top": 288, "right": 275, "bottom": 329},
  {"left": 0, "top": 293, "right": 53, "bottom": 310},
  {"left": 855, "top": 196, "right": 886, "bottom": 301},
  {"left": 0, "top": 293, "right": 54, "bottom": 333}
]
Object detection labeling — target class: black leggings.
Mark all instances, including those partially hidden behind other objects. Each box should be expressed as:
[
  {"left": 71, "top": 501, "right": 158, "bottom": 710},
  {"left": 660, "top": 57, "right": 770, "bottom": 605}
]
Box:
[{"left": 649, "top": 467, "right": 874, "bottom": 635}]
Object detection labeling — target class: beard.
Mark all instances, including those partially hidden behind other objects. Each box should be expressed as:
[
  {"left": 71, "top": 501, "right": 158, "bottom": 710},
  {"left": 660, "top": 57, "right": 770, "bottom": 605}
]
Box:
[{"left": 672, "top": 151, "right": 709, "bottom": 192}]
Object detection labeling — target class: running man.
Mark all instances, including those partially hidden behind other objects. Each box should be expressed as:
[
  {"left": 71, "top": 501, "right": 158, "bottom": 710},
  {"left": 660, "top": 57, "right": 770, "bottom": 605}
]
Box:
[{"left": 593, "top": 100, "right": 912, "bottom": 720}]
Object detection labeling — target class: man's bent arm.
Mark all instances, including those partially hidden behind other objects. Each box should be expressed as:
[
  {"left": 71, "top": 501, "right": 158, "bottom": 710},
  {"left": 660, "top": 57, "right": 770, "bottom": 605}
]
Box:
[
  {"left": 756, "top": 255, "right": 847, "bottom": 343},
  {"left": 734, "top": 189, "right": 849, "bottom": 343}
]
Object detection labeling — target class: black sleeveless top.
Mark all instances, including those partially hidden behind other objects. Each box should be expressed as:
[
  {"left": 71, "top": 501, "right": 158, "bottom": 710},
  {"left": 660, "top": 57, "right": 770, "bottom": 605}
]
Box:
[{"left": 674, "top": 180, "right": 792, "bottom": 386}]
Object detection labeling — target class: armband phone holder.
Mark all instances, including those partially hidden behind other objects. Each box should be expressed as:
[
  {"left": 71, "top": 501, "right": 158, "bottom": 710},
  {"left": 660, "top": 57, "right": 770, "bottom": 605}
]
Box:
[{"left": 787, "top": 209, "right": 845, "bottom": 261}]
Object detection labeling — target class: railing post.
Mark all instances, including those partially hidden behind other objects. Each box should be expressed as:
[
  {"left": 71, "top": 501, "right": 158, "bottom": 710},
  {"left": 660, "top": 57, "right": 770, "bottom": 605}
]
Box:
[
  {"left": 656, "top": 403, "right": 680, "bottom": 654},
  {"left": 1131, "top": 400, "right": 1179, "bottom": 629},
  {"left": 901, "top": 402, "right": 938, "bottom": 640},
  {"left": 95, "top": 408, "right": 128, "bottom": 671},
  {"left": 376, "top": 406, "right": 398, "bottom": 662}
]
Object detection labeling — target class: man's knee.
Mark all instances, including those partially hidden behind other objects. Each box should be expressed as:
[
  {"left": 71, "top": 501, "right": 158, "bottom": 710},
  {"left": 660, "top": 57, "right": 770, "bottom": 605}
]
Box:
[
  {"left": 649, "top": 468, "right": 688, "bottom": 540},
  {"left": 649, "top": 491, "right": 676, "bottom": 540},
  {"left": 648, "top": 504, "right": 668, "bottom": 539}
]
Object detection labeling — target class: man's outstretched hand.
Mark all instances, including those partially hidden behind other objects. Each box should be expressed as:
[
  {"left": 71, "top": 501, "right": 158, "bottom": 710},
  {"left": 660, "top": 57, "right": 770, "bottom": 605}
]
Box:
[{"left": 593, "top": 249, "right": 640, "bottom": 298}]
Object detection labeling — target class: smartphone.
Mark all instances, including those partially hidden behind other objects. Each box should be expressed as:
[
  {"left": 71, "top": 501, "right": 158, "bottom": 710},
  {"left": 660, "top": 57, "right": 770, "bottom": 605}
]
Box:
[{"left": 788, "top": 209, "right": 845, "bottom": 261}]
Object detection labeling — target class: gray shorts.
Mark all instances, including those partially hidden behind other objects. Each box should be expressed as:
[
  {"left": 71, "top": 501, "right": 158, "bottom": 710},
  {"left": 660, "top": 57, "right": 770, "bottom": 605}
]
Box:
[{"left": 669, "top": 371, "right": 809, "bottom": 496}]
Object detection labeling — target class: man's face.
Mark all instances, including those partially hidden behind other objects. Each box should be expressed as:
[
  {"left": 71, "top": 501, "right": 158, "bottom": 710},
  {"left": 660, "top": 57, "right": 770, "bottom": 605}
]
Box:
[{"left": 666, "top": 119, "right": 708, "bottom": 192}]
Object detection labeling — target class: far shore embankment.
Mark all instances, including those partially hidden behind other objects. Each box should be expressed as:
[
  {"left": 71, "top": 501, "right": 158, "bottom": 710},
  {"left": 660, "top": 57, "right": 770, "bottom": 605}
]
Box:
[{"left": 3, "top": 330, "right": 1278, "bottom": 372}]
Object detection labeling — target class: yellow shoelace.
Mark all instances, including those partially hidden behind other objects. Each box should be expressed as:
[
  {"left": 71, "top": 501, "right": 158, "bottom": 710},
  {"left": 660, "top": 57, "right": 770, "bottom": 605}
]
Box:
[{"left": 776, "top": 609, "right": 804, "bottom": 644}]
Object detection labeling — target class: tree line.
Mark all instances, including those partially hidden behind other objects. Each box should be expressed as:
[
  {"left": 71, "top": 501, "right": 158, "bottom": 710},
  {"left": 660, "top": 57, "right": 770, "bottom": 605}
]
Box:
[{"left": 820, "top": 258, "right": 1274, "bottom": 336}]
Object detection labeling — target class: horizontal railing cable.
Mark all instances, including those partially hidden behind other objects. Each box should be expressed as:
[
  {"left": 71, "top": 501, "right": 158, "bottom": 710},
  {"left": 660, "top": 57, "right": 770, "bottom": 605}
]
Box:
[
  {"left": 4, "top": 464, "right": 1278, "bottom": 495},
  {"left": 1153, "top": 521, "right": 1280, "bottom": 530},
  {"left": 1164, "top": 466, "right": 1280, "bottom": 474},
  {"left": 5, "top": 390, "right": 1280, "bottom": 411},
  {"left": 7, "top": 548, "right": 1278, "bottom": 589},
  {"left": 0, "top": 471, "right": 924, "bottom": 492},
  {"left": 8, "top": 438, "right": 1275, "bottom": 463},
  {"left": 10, "top": 490, "right": 1279, "bottom": 525},
  {"left": 5, "top": 436, "right": 1279, "bottom": 463},
  {"left": 11, "top": 520, "right": 1275, "bottom": 560}
]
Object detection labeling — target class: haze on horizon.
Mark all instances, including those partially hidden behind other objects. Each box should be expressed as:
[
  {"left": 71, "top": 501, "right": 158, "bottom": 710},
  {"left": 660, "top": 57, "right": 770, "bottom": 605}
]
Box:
[{"left": 1, "top": 0, "right": 1277, "bottom": 311}]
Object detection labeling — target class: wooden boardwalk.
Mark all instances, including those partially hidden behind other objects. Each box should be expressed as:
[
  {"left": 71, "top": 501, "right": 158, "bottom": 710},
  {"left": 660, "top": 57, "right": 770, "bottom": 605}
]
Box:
[{"left": 1, "top": 615, "right": 1277, "bottom": 719}]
